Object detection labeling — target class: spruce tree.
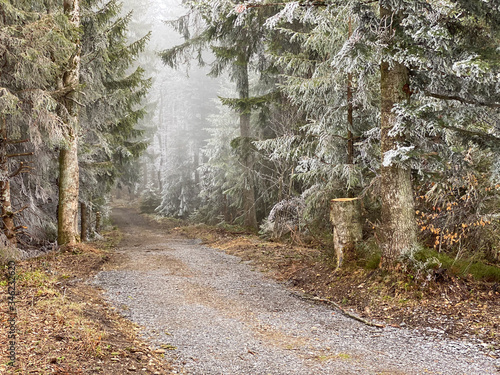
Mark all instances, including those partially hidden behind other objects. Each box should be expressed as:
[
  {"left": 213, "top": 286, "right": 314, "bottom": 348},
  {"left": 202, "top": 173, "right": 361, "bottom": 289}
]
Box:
[
  {"left": 0, "top": 1, "right": 75, "bottom": 247},
  {"left": 79, "top": 0, "right": 150, "bottom": 224},
  {"left": 161, "top": 0, "right": 279, "bottom": 228},
  {"left": 240, "top": 0, "right": 500, "bottom": 266},
  {"left": 57, "top": 0, "right": 82, "bottom": 246}
]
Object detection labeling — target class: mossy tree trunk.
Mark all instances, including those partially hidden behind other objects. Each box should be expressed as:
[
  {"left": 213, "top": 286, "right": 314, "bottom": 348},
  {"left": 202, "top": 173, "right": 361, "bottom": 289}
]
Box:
[
  {"left": 0, "top": 120, "right": 15, "bottom": 245},
  {"left": 0, "top": 118, "right": 30, "bottom": 245},
  {"left": 379, "top": 5, "right": 417, "bottom": 268},
  {"left": 58, "top": 0, "right": 81, "bottom": 246}
]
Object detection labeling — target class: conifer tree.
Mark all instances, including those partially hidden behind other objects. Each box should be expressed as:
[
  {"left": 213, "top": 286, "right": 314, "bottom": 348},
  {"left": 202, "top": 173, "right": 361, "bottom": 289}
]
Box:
[
  {"left": 161, "top": 0, "right": 279, "bottom": 228},
  {"left": 0, "top": 0, "right": 150, "bottom": 247},
  {"left": 0, "top": 1, "right": 75, "bottom": 247},
  {"left": 79, "top": 0, "right": 150, "bottom": 225},
  {"left": 377, "top": 4, "right": 417, "bottom": 267},
  {"left": 57, "top": 0, "right": 82, "bottom": 245},
  {"left": 240, "top": 0, "right": 500, "bottom": 266}
]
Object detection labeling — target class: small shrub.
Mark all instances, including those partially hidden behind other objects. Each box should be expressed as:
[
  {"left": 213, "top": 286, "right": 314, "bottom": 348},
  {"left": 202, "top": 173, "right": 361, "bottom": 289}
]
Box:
[
  {"left": 415, "top": 150, "right": 500, "bottom": 262},
  {"left": 365, "top": 253, "right": 381, "bottom": 270},
  {"left": 355, "top": 239, "right": 381, "bottom": 269},
  {"left": 139, "top": 187, "right": 162, "bottom": 214}
]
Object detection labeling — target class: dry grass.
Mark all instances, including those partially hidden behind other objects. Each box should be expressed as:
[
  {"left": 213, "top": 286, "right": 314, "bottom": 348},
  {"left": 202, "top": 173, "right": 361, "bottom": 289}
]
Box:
[{"left": 0, "top": 232, "right": 174, "bottom": 374}]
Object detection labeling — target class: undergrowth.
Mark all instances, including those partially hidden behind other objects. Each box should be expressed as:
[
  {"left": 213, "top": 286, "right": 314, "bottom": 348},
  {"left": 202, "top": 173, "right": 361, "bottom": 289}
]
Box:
[
  {"left": 410, "top": 248, "right": 500, "bottom": 282},
  {"left": 1, "top": 249, "right": 110, "bottom": 372},
  {"left": 354, "top": 240, "right": 500, "bottom": 282}
]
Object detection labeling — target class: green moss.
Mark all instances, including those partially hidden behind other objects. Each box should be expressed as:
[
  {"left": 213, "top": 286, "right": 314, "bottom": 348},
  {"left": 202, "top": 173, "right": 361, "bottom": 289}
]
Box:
[
  {"left": 18, "top": 269, "right": 51, "bottom": 286},
  {"left": 365, "top": 253, "right": 381, "bottom": 269},
  {"left": 412, "top": 248, "right": 500, "bottom": 282}
]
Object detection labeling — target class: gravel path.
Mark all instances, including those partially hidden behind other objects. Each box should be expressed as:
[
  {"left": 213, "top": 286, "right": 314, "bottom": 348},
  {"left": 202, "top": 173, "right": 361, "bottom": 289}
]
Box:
[{"left": 93, "top": 207, "right": 499, "bottom": 375}]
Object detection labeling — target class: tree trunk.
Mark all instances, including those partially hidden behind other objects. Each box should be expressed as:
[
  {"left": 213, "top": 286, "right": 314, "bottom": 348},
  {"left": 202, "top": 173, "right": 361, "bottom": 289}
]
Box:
[
  {"left": 379, "top": 6, "right": 417, "bottom": 268},
  {"left": 347, "top": 17, "right": 354, "bottom": 167},
  {"left": 1, "top": 179, "right": 15, "bottom": 245},
  {"left": 0, "top": 118, "right": 15, "bottom": 245},
  {"left": 95, "top": 211, "right": 101, "bottom": 234},
  {"left": 58, "top": 0, "right": 81, "bottom": 246},
  {"left": 238, "top": 57, "right": 257, "bottom": 229},
  {"left": 193, "top": 145, "right": 200, "bottom": 185},
  {"left": 80, "top": 201, "right": 88, "bottom": 242},
  {"left": 330, "top": 198, "right": 363, "bottom": 271},
  {"left": 223, "top": 194, "right": 231, "bottom": 223},
  {"left": 158, "top": 90, "right": 166, "bottom": 191},
  {"left": 58, "top": 136, "right": 79, "bottom": 245},
  {"left": 0, "top": 117, "right": 27, "bottom": 246}
]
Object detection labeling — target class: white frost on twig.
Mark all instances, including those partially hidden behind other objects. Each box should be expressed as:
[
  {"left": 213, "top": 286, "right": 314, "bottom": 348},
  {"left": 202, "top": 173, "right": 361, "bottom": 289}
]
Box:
[
  {"left": 382, "top": 145, "right": 415, "bottom": 167},
  {"left": 264, "top": 2, "right": 299, "bottom": 28}
]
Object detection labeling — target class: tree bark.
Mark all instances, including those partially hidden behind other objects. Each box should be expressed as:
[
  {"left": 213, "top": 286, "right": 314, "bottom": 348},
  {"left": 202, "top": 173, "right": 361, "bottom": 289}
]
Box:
[
  {"left": 347, "top": 17, "right": 354, "bottom": 167},
  {"left": 0, "top": 120, "right": 16, "bottom": 245},
  {"left": 95, "top": 211, "right": 101, "bottom": 233},
  {"left": 58, "top": 0, "right": 81, "bottom": 246},
  {"left": 330, "top": 198, "right": 363, "bottom": 271},
  {"left": 80, "top": 201, "right": 88, "bottom": 242},
  {"left": 238, "top": 57, "right": 258, "bottom": 229},
  {"left": 58, "top": 135, "right": 79, "bottom": 245},
  {"left": 379, "top": 6, "right": 417, "bottom": 268}
]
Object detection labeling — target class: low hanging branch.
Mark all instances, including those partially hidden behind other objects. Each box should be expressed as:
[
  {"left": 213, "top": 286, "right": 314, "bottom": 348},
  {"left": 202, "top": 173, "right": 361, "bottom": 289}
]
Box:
[
  {"left": 10, "top": 206, "right": 28, "bottom": 217},
  {"left": 6, "top": 152, "right": 34, "bottom": 158},
  {"left": 2, "top": 206, "right": 29, "bottom": 219},
  {"left": 9, "top": 162, "right": 32, "bottom": 178},
  {"left": 7, "top": 139, "right": 29, "bottom": 145},
  {"left": 424, "top": 91, "right": 500, "bottom": 109}
]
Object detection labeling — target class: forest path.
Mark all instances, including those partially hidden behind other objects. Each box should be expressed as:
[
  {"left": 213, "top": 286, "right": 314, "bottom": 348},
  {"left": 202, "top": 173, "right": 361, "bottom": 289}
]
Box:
[{"left": 93, "top": 206, "right": 499, "bottom": 375}]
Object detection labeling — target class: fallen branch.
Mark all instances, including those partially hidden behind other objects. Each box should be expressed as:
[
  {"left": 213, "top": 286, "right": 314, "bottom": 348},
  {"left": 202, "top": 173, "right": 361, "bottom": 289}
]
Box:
[{"left": 292, "top": 292, "right": 385, "bottom": 328}]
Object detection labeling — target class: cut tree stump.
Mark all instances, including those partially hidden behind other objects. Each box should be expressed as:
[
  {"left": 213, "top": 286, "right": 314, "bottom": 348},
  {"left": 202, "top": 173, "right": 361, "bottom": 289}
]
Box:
[{"left": 330, "top": 198, "right": 363, "bottom": 271}]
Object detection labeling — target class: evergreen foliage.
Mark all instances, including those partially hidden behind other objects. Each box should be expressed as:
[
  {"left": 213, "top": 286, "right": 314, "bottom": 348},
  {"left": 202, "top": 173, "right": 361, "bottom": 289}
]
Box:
[
  {"left": 0, "top": 0, "right": 150, "bottom": 249},
  {"left": 268, "top": 0, "right": 498, "bottom": 262},
  {"left": 0, "top": 0, "right": 76, "bottom": 246},
  {"left": 79, "top": 0, "right": 151, "bottom": 219},
  {"left": 3, "top": 0, "right": 499, "bottom": 267},
  {"left": 158, "top": 0, "right": 500, "bottom": 265}
]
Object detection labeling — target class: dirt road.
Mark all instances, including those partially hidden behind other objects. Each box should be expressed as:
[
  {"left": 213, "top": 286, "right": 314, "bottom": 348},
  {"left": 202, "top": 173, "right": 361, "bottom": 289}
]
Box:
[{"left": 93, "top": 207, "right": 499, "bottom": 374}]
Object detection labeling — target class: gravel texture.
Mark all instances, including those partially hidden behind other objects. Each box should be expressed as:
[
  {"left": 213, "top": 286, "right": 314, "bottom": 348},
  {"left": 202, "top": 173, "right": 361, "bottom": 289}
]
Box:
[{"left": 92, "top": 207, "right": 500, "bottom": 374}]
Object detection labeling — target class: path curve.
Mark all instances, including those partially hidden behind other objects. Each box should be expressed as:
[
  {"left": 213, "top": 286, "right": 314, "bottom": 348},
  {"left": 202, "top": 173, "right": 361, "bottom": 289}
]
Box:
[{"left": 93, "top": 207, "right": 499, "bottom": 375}]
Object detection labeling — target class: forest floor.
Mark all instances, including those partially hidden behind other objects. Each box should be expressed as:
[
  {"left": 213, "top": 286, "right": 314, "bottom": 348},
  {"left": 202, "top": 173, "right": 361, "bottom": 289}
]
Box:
[
  {"left": 182, "top": 225, "right": 500, "bottom": 353},
  {"left": 1, "top": 202, "right": 499, "bottom": 374},
  {"left": 0, "top": 230, "right": 175, "bottom": 374}
]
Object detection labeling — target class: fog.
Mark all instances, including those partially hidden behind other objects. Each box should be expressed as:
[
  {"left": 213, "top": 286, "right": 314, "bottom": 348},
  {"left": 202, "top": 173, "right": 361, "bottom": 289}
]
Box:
[{"left": 122, "top": 0, "right": 223, "bottom": 212}]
